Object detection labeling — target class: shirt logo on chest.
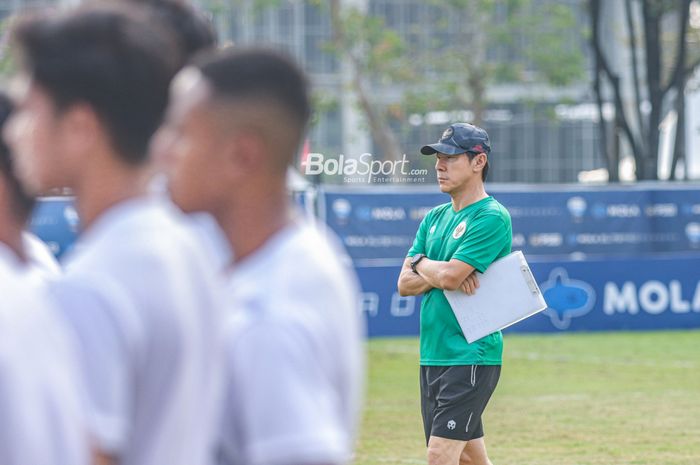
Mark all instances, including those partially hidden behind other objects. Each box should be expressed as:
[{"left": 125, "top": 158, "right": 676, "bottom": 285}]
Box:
[
  {"left": 429, "top": 225, "right": 437, "bottom": 235},
  {"left": 452, "top": 221, "right": 467, "bottom": 239}
]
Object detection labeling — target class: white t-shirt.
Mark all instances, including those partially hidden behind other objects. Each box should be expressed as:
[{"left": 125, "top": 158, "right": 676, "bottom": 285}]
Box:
[
  {"left": 217, "top": 221, "right": 365, "bottom": 465},
  {"left": 186, "top": 211, "right": 233, "bottom": 270},
  {"left": 0, "top": 245, "right": 89, "bottom": 465},
  {"left": 23, "top": 231, "right": 62, "bottom": 278},
  {"left": 149, "top": 173, "right": 233, "bottom": 269},
  {"left": 49, "top": 197, "right": 224, "bottom": 465}
]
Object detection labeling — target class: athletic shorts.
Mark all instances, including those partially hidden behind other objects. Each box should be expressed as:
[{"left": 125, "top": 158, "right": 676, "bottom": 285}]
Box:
[{"left": 420, "top": 364, "right": 501, "bottom": 444}]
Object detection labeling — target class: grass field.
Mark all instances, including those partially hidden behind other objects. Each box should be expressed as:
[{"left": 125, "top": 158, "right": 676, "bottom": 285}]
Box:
[{"left": 355, "top": 330, "right": 700, "bottom": 465}]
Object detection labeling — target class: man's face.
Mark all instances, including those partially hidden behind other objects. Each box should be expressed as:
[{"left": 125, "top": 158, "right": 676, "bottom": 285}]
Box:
[
  {"left": 435, "top": 152, "right": 482, "bottom": 193},
  {"left": 151, "top": 68, "right": 230, "bottom": 214},
  {"left": 3, "top": 78, "right": 71, "bottom": 195}
]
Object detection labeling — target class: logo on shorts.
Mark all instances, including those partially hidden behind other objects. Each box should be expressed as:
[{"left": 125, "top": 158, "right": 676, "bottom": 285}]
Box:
[
  {"left": 447, "top": 420, "right": 456, "bottom": 430},
  {"left": 452, "top": 221, "right": 467, "bottom": 239}
]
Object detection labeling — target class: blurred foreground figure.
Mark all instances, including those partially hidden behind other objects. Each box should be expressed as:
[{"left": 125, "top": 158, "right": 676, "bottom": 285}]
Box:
[
  {"left": 0, "top": 261, "right": 88, "bottom": 465},
  {"left": 154, "top": 48, "right": 365, "bottom": 465},
  {"left": 0, "top": 94, "right": 87, "bottom": 465},
  {"left": 133, "top": 0, "right": 232, "bottom": 268},
  {"left": 0, "top": 92, "right": 59, "bottom": 278},
  {"left": 5, "top": 4, "right": 223, "bottom": 465},
  {"left": 129, "top": 0, "right": 216, "bottom": 66}
]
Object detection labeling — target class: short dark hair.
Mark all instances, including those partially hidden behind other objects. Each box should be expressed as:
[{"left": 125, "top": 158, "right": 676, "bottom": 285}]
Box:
[
  {"left": 194, "top": 47, "right": 312, "bottom": 135},
  {"left": 12, "top": 2, "right": 180, "bottom": 164},
  {"left": 0, "top": 93, "right": 35, "bottom": 221},
  {"left": 467, "top": 152, "right": 489, "bottom": 181},
  {"left": 127, "top": 0, "right": 216, "bottom": 65}
]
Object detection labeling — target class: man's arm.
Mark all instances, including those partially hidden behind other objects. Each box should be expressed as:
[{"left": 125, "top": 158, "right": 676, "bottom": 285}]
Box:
[
  {"left": 397, "top": 257, "right": 433, "bottom": 296},
  {"left": 50, "top": 279, "right": 133, "bottom": 462},
  {"left": 415, "top": 257, "right": 479, "bottom": 293}
]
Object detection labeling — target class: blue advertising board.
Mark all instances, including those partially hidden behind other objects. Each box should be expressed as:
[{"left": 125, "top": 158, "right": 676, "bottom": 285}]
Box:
[
  {"left": 322, "top": 184, "right": 700, "bottom": 336},
  {"left": 30, "top": 197, "right": 79, "bottom": 259},
  {"left": 322, "top": 184, "right": 700, "bottom": 261},
  {"left": 358, "top": 254, "right": 700, "bottom": 337}
]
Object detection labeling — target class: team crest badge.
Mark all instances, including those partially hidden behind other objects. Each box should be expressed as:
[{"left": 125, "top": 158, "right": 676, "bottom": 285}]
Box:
[
  {"left": 441, "top": 127, "right": 454, "bottom": 141},
  {"left": 452, "top": 221, "right": 466, "bottom": 239}
]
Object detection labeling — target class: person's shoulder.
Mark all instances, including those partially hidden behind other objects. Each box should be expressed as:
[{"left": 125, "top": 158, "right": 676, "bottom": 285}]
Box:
[
  {"left": 283, "top": 221, "right": 352, "bottom": 274},
  {"left": 234, "top": 221, "right": 360, "bottom": 322},
  {"left": 0, "top": 274, "right": 64, "bottom": 354},
  {"left": 417, "top": 202, "right": 451, "bottom": 225},
  {"left": 430, "top": 202, "right": 452, "bottom": 217},
  {"left": 475, "top": 197, "right": 511, "bottom": 221},
  {"left": 223, "top": 299, "right": 317, "bottom": 357},
  {"left": 83, "top": 200, "right": 207, "bottom": 266},
  {"left": 283, "top": 224, "right": 358, "bottom": 296},
  {"left": 23, "top": 232, "right": 61, "bottom": 276}
]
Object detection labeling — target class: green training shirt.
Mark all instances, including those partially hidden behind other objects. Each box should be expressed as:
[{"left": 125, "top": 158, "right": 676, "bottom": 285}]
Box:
[{"left": 407, "top": 196, "right": 512, "bottom": 366}]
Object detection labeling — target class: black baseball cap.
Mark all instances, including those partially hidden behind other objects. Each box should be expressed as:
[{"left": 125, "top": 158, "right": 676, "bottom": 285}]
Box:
[{"left": 420, "top": 123, "right": 491, "bottom": 156}]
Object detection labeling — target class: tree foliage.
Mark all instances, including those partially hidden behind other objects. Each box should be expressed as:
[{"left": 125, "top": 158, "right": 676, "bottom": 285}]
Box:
[
  {"left": 403, "top": 0, "right": 585, "bottom": 125},
  {"left": 205, "top": 0, "right": 587, "bottom": 166}
]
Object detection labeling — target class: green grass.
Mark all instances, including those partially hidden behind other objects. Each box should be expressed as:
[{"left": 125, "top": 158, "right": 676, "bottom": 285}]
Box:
[{"left": 355, "top": 330, "right": 700, "bottom": 465}]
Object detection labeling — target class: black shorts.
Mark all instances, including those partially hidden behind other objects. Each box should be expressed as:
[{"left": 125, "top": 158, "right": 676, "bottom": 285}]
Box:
[{"left": 420, "top": 365, "right": 501, "bottom": 444}]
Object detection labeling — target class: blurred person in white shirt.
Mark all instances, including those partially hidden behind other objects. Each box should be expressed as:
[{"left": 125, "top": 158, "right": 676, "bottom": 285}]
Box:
[
  {"left": 0, "top": 93, "right": 87, "bottom": 465},
  {"left": 153, "top": 48, "right": 366, "bottom": 465},
  {"left": 23, "top": 230, "right": 61, "bottom": 276},
  {"left": 0, "top": 91, "right": 59, "bottom": 278},
  {"left": 5, "top": 3, "right": 224, "bottom": 465}
]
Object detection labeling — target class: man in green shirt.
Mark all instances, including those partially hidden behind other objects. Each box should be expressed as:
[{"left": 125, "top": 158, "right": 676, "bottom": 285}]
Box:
[{"left": 397, "top": 123, "right": 512, "bottom": 465}]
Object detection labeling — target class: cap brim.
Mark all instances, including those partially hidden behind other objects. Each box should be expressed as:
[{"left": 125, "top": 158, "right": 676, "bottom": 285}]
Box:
[{"left": 420, "top": 143, "right": 465, "bottom": 156}]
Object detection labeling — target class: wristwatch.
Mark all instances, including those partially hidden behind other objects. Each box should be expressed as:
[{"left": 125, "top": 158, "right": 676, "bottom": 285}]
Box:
[{"left": 410, "top": 253, "right": 426, "bottom": 274}]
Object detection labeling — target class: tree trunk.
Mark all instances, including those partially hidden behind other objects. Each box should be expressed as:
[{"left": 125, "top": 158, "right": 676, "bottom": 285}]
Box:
[
  {"left": 590, "top": 0, "right": 642, "bottom": 179},
  {"left": 641, "top": 0, "right": 662, "bottom": 180},
  {"left": 591, "top": 0, "right": 613, "bottom": 180},
  {"left": 624, "top": 0, "right": 647, "bottom": 140},
  {"left": 351, "top": 72, "right": 404, "bottom": 162},
  {"left": 463, "top": 1, "right": 488, "bottom": 126},
  {"left": 670, "top": 95, "right": 685, "bottom": 180},
  {"left": 670, "top": 0, "right": 691, "bottom": 180},
  {"left": 592, "top": 57, "right": 615, "bottom": 179},
  {"left": 329, "top": 0, "right": 404, "bottom": 163},
  {"left": 468, "top": 68, "right": 487, "bottom": 127}
]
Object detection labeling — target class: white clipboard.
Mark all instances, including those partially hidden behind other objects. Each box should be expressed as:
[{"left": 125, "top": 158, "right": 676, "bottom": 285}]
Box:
[{"left": 444, "top": 251, "right": 547, "bottom": 343}]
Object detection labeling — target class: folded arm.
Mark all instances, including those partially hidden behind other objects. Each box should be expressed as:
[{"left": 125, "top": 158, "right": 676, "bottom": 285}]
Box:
[
  {"left": 397, "top": 257, "right": 433, "bottom": 296},
  {"left": 415, "top": 257, "right": 479, "bottom": 293}
]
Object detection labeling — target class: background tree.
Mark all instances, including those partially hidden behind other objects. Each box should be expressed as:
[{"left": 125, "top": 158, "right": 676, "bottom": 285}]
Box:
[
  {"left": 203, "top": 0, "right": 586, "bottom": 171},
  {"left": 325, "top": 0, "right": 585, "bottom": 166},
  {"left": 590, "top": 0, "right": 700, "bottom": 181},
  {"left": 405, "top": 0, "right": 585, "bottom": 127},
  {"left": 328, "top": 0, "right": 409, "bottom": 162}
]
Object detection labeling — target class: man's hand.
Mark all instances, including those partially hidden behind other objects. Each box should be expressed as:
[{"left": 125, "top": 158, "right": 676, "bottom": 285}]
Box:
[
  {"left": 397, "top": 257, "right": 433, "bottom": 296},
  {"left": 459, "top": 272, "right": 480, "bottom": 295}
]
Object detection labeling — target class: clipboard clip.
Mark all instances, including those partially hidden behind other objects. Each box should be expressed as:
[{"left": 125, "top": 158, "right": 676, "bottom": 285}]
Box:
[{"left": 520, "top": 265, "right": 540, "bottom": 295}]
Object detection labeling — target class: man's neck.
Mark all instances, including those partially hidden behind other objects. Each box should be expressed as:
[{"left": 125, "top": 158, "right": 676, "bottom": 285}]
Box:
[
  {"left": 73, "top": 161, "right": 149, "bottom": 231},
  {"left": 217, "top": 186, "right": 292, "bottom": 265},
  {"left": 450, "top": 181, "right": 488, "bottom": 212},
  {"left": 0, "top": 218, "right": 27, "bottom": 263}
]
